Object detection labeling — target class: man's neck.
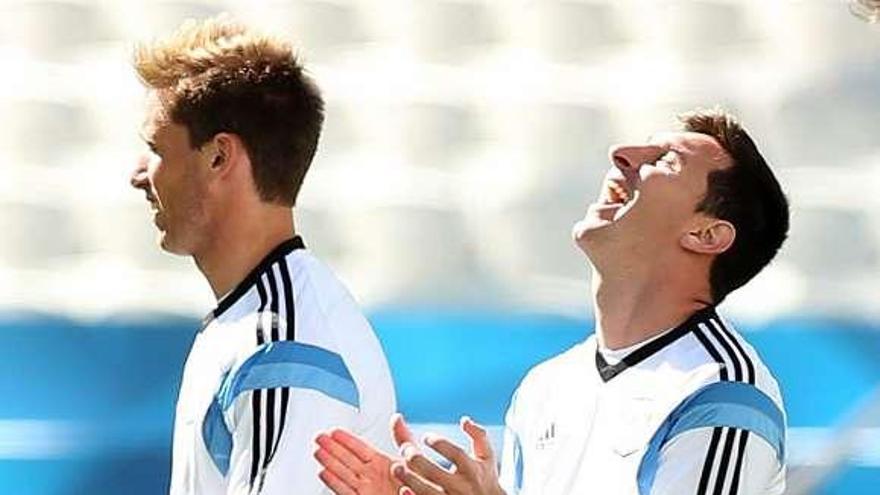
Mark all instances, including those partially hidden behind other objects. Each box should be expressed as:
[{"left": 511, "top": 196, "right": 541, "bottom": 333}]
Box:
[
  {"left": 591, "top": 264, "right": 710, "bottom": 350},
  {"left": 194, "top": 207, "right": 296, "bottom": 300}
]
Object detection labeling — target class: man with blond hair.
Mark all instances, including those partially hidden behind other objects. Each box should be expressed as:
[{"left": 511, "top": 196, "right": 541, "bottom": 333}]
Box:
[{"left": 130, "top": 16, "right": 396, "bottom": 495}]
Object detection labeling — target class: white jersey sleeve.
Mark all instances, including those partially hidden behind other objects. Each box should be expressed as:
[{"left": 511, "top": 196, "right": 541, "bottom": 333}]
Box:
[
  {"left": 174, "top": 240, "right": 395, "bottom": 495},
  {"left": 225, "top": 387, "right": 356, "bottom": 495},
  {"left": 217, "top": 283, "right": 393, "bottom": 495},
  {"left": 650, "top": 427, "right": 785, "bottom": 495},
  {"left": 498, "top": 388, "right": 522, "bottom": 495}
]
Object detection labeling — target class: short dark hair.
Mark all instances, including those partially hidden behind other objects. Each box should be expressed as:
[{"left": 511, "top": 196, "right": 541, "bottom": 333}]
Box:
[
  {"left": 134, "top": 16, "right": 324, "bottom": 206},
  {"left": 680, "top": 109, "right": 790, "bottom": 304}
]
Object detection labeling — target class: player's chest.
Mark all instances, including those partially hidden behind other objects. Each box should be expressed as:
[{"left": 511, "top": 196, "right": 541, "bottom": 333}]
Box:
[
  {"left": 175, "top": 331, "right": 236, "bottom": 424},
  {"left": 519, "top": 382, "right": 671, "bottom": 492}
]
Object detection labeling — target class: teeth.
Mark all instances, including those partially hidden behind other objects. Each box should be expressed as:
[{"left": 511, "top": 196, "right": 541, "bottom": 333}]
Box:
[{"left": 609, "top": 182, "right": 629, "bottom": 203}]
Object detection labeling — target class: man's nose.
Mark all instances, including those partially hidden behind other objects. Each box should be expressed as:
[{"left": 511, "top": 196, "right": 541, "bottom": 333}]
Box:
[
  {"left": 130, "top": 154, "right": 150, "bottom": 189},
  {"left": 608, "top": 144, "right": 665, "bottom": 173}
]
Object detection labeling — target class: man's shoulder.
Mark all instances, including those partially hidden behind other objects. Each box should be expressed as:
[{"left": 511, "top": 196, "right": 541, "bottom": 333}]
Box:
[
  {"left": 713, "top": 315, "right": 783, "bottom": 402},
  {"left": 284, "top": 250, "right": 363, "bottom": 315},
  {"left": 675, "top": 313, "right": 785, "bottom": 414},
  {"left": 217, "top": 250, "right": 367, "bottom": 330}
]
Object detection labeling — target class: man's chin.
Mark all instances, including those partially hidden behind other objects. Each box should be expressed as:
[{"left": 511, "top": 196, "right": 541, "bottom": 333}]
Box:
[
  {"left": 572, "top": 216, "right": 613, "bottom": 243},
  {"left": 158, "top": 231, "right": 188, "bottom": 256}
]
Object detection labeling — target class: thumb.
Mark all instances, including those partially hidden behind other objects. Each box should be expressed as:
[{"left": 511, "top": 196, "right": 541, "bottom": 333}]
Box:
[
  {"left": 461, "top": 416, "right": 494, "bottom": 462},
  {"left": 391, "top": 413, "right": 415, "bottom": 449}
]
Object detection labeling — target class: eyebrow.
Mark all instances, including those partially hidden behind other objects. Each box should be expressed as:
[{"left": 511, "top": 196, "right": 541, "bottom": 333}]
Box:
[
  {"left": 668, "top": 146, "right": 689, "bottom": 166},
  {"left": 645, "top": 134, "right": 690, "bottom": 163},
  {"left": 139, "top": 131, "right": 159, "bottom": 152}
]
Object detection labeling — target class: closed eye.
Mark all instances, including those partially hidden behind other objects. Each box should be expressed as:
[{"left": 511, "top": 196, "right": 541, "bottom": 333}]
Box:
[
  {"left": 147, "top": 142, "right": 159, "bottom": 155},
  {"left": 139, "top": 131, "right": 161, "bottom": 156},
  {"left": 658, "top": 150, "right": 681, "bottom": 171}
]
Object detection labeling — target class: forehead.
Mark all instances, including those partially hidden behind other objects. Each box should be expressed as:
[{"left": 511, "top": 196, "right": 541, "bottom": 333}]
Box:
[
  {"left": 141, "top": 90, "right": 172, "bottom": 138},
  {"left": 650, "top": 131, "right": 731, "bottom": 170}
]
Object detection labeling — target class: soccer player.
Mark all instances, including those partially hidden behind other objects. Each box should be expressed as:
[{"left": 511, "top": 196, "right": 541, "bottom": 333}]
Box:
[
  {"left": 129, "top": 17, "right": 396, "bottom": 495},
  {"left": 313, "top": 109, "right": 789, "bottom": 495}
]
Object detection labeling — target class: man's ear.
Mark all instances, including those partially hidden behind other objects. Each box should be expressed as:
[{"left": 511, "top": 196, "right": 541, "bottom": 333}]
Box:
[
  {"left": 203, "top": 132, "right": 239, "bottom": 175},
  {"left": 680, "top": 219, "right": 736, "bottom": 255}
]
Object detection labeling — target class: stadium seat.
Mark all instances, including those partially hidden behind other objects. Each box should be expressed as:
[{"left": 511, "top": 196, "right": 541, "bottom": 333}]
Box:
[
  {"left": 522, "top": 0, "right": 629, "bottom": 63},
  {"left": 411, "top": 0, "right": 500, "bottom": 63},
  {"left": 0, "top": 202, "right": 82, "bottom": 268},
  {"left": 0, "top": 98, "right": 94, "bottom": 166},
  {"left": 0, "top": 1, "right": 111, "bottom": 59}
]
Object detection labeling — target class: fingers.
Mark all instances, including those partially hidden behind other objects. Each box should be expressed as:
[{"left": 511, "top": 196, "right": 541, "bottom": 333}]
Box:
[
  {"left": 318, "top": 467, "right": 358, "bottom": 495},
  {"left": 399, "top": 441, "right": 458, "bottom": 488},
  {"left": 391, "top": 413, "right": 415, "bottom": 448},
  {"left": 422, "top": 434, "right": 475, "bottom": 477},
  {"left": 328, "top": 428, "right": 385, "bottom": 464},
  {"left": 461, "top": 416, "right": 495, "bottom": 462},
  {"left": 317, "top": 431, "right": 372, "bottom": 473},
  {"left": 314, "top": 444, "right": 361, "bottom": 490},
  {"left": 392, "top": 462, "right": 443, "bottom": 495}
]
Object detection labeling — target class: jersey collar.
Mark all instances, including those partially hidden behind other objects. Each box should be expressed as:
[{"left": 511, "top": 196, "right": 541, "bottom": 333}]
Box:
[
  {"left": 203, "top": 236, "right": 306, "bottom": 326},
  {"left": 595, "top": 305, "right": 717, "bottom": 382}
]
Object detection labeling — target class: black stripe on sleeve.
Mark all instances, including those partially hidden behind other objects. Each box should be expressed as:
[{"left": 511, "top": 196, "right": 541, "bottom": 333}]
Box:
[
  {"left": 255, "top": 277, "right": 268, "bottom": 345},
  {"left": 693, "top": 324, "right": 730, "bottom": 495},
  {"left": 703, "top": 321, "right": 742, "bottom": 382},
  {"left": 692, "top": 314, "right": 760, "bottom": 495},
  {"left": 727, "top": 430, "right": 750, "bottom": 494},
  {"left": 249, "top": 277, "right": 269, "bottom": 488},
  {"left": 269, "top": 257, "right": 296, "bottom": 466},
  {"left": 279, "top": 257, "right": 295, "bottom": 341},
  {"left": 261, "top": 265, "right": 282, "bottom": 475},
  {"left": 712, "top": 428, "right": 739, "bottom": 495},
  {"left": 713, "top": 319, "right": 755, "bottom": 385},
  {"left": 242, "top": 248, "right": 303, "bottom": 491},
  {"left": 697, "top": 427, "right": 724, "bottom": 495},
  {"left": 693, "top": 327, "right": 729, "bottom": 381},
  {"left": 266, "top": 265, "right": 280, "bottom": 342},
  {"left": 250, "top": 390, "right": 262, "bottom": 488},
  {"left": 212, "top": 236, "right": 305, "bottom": 318}
]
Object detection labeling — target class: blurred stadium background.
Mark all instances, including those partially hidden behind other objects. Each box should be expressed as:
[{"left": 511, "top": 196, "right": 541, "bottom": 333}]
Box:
[{"left": 0, "top": 0, "right": 879, "bottom": 493}]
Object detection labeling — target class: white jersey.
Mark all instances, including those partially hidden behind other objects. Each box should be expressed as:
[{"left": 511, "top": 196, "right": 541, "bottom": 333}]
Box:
[
  {"left": 170, "top": 237, "right": 396, "bottom": 495},
  {"left": 499, "top": 307, "right": 786, "bottom": 495}
]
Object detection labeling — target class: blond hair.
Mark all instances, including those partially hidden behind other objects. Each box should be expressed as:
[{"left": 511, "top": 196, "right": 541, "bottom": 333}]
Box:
[
  {"left": 135, "top": 15, "right": 294, "bottom": 88},
  {"left": 134, "top": 15, "right": 324, "bottom": 206}
]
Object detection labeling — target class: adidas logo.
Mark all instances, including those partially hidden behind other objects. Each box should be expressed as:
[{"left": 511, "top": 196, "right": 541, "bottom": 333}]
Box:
[{"left": 536, "top": 422, "right": 556, "bottom": 450}]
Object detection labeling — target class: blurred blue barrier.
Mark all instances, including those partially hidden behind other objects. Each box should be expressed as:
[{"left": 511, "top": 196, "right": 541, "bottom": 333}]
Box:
[{"left": 1, "top": 309, "right": 878, "bottom": 494}]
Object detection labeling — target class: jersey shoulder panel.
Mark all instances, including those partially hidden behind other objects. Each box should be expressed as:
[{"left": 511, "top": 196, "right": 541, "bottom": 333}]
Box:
[
  {"left": 715, "top": 316, "right": 785, "bottom": 410},
  {"left": 283, "top": 249, "right": 397, "bottom": 437},
  {"left": 286, "top": 250, "right": 354, "bottom": 315}
]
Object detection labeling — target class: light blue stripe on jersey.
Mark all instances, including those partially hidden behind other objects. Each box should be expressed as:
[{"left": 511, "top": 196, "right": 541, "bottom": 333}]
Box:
[
  {"left": 218, "top": 341, "right": 360, "bottom": 410},
  {"left": 203, "top": 341, "right": 360, "bottom": 475},
  {"left": 513, "top": 433, "right": 524, "bottom": 493},
  {"left": 203, "top": 397, "right": 234, "bottom": 475},
  {"left": 637, "top": 381, "right": 785, "bottom": 495}
]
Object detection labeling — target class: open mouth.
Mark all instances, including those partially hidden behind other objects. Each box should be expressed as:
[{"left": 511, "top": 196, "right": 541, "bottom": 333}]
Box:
[
  {"left": 574, "top": 172, "right": 639, "bottom": 239},
  {"left": 143, "top": 190, "right": 161, "bottom": 212},
  {"left": 603, "top": 176, "right": 633, "bottom": 207},
  {"left": 601, "top": 173, "right": 638, "bottom": 215},
  {"left": 583, "top": 172, "right": 640, "bottom": 227}
]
